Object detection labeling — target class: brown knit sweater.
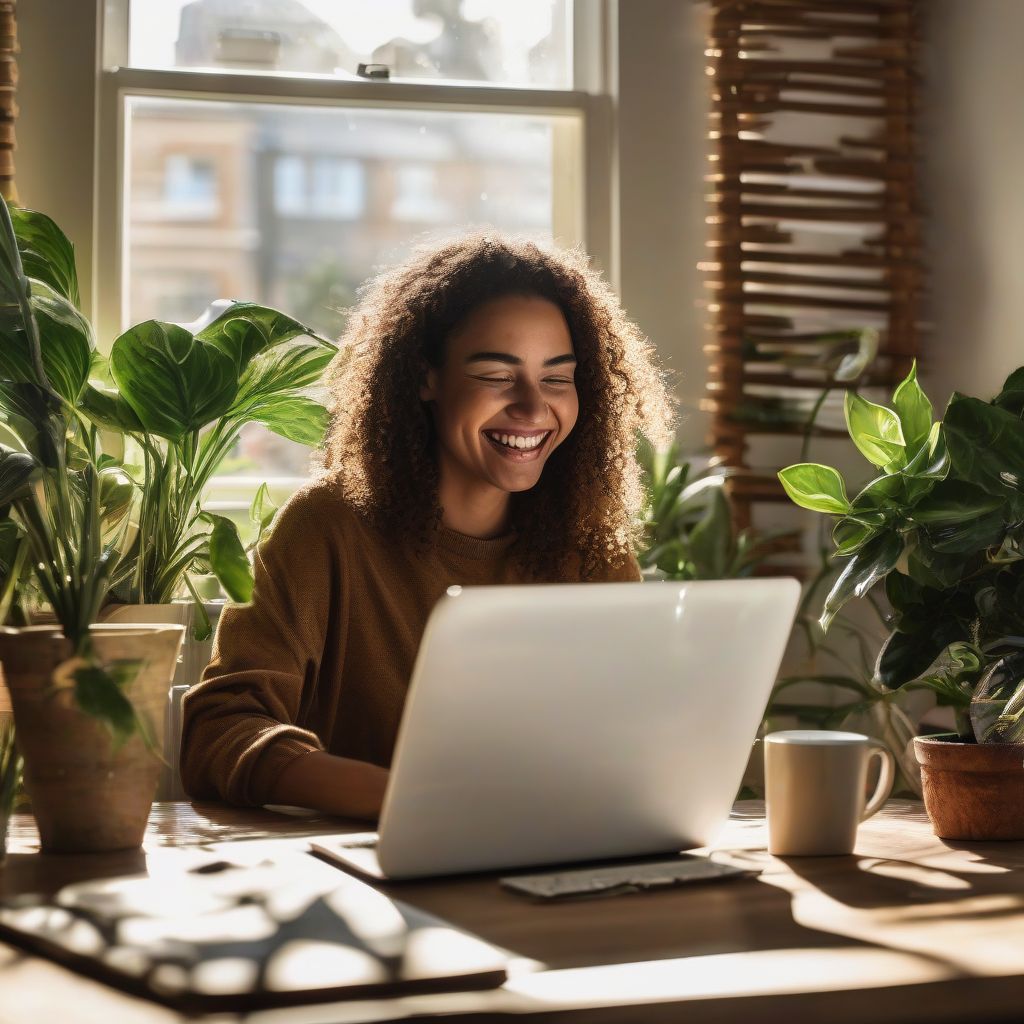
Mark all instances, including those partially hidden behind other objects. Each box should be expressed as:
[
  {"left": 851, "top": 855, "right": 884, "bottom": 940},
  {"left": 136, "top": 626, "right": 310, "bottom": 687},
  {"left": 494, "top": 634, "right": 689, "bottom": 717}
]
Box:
[{"left": 180, "top": 477, "right": 640, "bottom": 806}]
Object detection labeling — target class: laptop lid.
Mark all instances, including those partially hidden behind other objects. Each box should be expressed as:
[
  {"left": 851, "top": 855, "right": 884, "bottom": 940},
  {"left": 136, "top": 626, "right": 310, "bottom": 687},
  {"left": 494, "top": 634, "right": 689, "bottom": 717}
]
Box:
[{"left": 374, "top": 578, "right": 800, "bottom": 879}]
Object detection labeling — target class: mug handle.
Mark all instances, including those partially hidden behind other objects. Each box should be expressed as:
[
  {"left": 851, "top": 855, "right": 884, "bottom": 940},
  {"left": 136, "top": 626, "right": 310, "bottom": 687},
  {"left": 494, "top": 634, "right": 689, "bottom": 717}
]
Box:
[{"left": 861, "top": 740, "right": 896, "bottom": 821}]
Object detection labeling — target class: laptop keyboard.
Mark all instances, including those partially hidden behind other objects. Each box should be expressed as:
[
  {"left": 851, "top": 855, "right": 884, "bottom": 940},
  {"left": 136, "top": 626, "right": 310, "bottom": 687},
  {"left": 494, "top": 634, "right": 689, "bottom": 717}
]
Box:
[{"left": 340, "top": 836, "right": 379, "bottom": 850}]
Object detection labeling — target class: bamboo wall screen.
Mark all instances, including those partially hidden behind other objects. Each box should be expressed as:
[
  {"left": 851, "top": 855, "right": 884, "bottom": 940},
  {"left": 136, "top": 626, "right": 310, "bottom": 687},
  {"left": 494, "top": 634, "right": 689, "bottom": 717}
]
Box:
[
  {"left": 0, "top": 1, "right": 14, "bottom": 201},
  {"left": 703, "top": 0, "right": 925, "bottom": 549}
]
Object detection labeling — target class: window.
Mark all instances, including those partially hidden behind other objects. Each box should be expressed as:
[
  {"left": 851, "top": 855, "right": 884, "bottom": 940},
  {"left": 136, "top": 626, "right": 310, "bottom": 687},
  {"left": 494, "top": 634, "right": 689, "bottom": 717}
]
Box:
[
  {"left": 127, "top": 0, "right": 574, "bottom": 89},
  {"left": 274, "top": 155, "right": 366, "bottom": 219},
  {"left": 163, "top": 154, "right": 219, "bottom": 217},
  {"left": 97, "top": 0, "right": 605, "bottom": 503}
]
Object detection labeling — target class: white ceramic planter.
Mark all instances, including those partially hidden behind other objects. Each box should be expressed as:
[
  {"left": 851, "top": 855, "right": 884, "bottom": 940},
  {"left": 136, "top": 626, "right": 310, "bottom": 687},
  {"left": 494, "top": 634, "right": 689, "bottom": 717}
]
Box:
[{"left": 101, "top": 601, "right": 225, "bottom": 688}]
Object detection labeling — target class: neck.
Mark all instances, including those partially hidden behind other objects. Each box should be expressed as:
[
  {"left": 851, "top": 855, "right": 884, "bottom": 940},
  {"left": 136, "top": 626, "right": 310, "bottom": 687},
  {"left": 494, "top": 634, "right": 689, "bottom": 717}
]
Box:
[{"left": 436, "top": 470, "right": 511, "bottom": 539}]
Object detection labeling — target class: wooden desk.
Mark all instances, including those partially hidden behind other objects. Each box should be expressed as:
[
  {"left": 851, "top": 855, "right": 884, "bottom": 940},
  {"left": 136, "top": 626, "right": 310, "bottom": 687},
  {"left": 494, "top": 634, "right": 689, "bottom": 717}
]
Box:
[{"left": 2, "top": 801, "right": 1024, "bottom": 1023}]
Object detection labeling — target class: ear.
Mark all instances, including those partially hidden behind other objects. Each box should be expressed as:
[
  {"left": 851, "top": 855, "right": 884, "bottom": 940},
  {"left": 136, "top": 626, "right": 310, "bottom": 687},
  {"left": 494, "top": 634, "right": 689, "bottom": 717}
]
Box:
[{"left": 419, "top": 364, "right": 439, "bottom": 403}]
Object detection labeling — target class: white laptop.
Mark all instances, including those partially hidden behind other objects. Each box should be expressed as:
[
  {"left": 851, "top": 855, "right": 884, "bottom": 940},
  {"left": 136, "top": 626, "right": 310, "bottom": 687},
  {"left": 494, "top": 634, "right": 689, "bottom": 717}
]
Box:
[{"left": 312, "top": 578, "right": 800, "bottom": 880}]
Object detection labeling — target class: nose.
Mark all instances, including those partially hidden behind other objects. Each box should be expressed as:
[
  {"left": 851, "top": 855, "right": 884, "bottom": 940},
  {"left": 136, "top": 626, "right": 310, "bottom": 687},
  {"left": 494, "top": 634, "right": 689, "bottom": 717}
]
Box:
[{"left": 506, "top": 378, "right": 548, "bottom": 424}]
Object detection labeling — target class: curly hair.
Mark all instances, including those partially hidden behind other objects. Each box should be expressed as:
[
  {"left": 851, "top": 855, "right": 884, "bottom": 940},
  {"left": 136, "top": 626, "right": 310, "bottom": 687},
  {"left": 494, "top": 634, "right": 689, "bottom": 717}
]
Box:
[{"left": 317, "top": 232, "right": 676, "bottom": 581}]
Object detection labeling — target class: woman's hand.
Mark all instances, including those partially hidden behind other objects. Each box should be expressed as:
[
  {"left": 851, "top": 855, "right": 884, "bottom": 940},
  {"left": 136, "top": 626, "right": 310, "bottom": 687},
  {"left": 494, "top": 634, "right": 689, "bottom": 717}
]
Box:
[{"left": 269, "top": 750, "right": 390, "bottom": 821}]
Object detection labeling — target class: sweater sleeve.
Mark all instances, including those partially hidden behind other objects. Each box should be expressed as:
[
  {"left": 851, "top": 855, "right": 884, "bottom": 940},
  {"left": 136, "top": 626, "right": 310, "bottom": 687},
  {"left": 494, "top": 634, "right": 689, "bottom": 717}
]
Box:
[{"left": 179, "top": 485, "right": 343, "bottom": 807}]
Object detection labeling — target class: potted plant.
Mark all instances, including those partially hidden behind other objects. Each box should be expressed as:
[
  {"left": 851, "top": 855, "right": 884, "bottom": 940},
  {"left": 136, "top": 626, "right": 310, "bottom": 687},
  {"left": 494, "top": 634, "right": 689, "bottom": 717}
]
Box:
[
  {"left": 0, "top": 201, "right": 335, "bottom": 850},
  {"left": 4, "top": 206, "right": 336, "bottom": 669},
  {"left": 636, "top": 436, "right": 799, "bottom": 580},
  {"left": 778, "top": 362, "right": 1024, "bottom": 839},
  {"left": 0, "top": 199, "right": 186, "bottom": 851}
]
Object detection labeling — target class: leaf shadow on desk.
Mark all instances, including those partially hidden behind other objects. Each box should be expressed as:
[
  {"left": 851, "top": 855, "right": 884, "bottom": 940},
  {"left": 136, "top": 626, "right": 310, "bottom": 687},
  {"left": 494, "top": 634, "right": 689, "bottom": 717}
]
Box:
[
  {"left": 384, "top": 859, "right": 879, "bottom": 972},
  {"left": 780, "top": 853, "right": 1024, "bottom": 916}
]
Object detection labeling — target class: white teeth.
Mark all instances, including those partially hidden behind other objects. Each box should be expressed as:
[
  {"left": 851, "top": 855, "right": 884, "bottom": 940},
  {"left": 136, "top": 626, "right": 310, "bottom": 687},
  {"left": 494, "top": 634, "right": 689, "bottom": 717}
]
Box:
[{"left": 488, "top": 431, "right": 547, "bottom": 450}]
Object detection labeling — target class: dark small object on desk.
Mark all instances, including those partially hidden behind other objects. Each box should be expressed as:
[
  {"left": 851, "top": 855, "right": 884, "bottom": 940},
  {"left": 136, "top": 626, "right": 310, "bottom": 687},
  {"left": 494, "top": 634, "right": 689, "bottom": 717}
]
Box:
[
  {"left": 501, "top": 854, "right": 759, "bottom": 902},
  {"left": 357, "top": 62, "right": 390, "bottom": 80}
]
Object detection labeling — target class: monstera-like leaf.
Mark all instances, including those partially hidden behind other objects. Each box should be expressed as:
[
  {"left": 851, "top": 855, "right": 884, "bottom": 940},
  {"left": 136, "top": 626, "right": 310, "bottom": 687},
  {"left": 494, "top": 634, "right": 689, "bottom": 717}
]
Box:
[
  {"left": 109, "top": 321, "right": 238, "bottom": 441},
  {"left": 197, "top": 301, "right": 328, "bottom": 374}
]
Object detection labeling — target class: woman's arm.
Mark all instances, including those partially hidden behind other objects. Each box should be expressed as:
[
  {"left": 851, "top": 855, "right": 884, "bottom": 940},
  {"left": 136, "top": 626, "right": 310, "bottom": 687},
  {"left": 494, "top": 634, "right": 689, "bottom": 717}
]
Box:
[
  {"left": 180, "top": 484, "right": 354, "bottom": 809},
  {"left": 269, "top": 750, "right": 389, "bottom": 820}
]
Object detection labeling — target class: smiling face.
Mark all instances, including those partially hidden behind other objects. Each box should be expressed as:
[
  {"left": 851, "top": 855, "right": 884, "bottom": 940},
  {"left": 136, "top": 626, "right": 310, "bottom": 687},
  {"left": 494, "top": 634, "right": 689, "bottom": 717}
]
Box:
[{"left": 419, "top": 293, "right": 579, "bottom": 534}]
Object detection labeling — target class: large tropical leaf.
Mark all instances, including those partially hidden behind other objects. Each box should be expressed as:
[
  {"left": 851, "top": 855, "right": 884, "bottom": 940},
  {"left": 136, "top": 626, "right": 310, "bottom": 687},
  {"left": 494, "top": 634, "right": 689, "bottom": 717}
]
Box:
[
  {"left": 110, "top": 321, "right": 237, "bottom": 440},
  {"left": 245, "top": 395, "right": 330, "bottom": 446},
  {"left": 0, "top": 380, "right": 63, "bottom": 466},
  {"left": 79, "top": 383, "right": 145, "bottom": 433},
  {"left": 0, "top": 444, "right": 38, "bottom": 505},
  {"left": 910, "top": 480, "right": 1005, "bottom": 525},
  {"left": 197, "top": 302, "right": 330, "bottom": 374},
  {"left": 877, "top": 618, "right": 967, "bottom": 688},
  {"left": 993, "top": 367, "right": 1024, "bottom": 417},
  {"left": 9, "top": 205, "right": 79, "bottom": 306},
  {"left": 0, "top": 281, "right": 94, "bottom": 402},
  {"left": 232, "top": 341, "right": 336, "bottom": 409},
  {"left": 944, "top": 395, "right": 1024, "bottom": 497}
]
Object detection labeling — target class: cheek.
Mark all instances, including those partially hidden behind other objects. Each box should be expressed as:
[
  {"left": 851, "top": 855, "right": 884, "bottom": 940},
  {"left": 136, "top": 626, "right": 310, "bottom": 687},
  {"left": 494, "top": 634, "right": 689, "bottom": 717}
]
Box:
[{"left": 560, "top": 390, "right": 580, "bottom": 433}]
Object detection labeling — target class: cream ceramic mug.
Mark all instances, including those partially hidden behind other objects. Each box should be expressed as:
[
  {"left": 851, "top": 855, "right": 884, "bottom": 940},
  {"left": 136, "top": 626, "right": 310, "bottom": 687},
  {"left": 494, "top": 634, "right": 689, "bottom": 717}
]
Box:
[{"left": 764, "top": 730, "right": 896, "bottom": 856}]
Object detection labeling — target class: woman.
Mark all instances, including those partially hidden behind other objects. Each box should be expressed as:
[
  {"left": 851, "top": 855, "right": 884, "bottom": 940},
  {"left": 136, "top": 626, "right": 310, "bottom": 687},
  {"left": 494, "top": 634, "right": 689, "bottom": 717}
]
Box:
[{"left": 180, "top": 233, "right": 675, "bottom": 818}]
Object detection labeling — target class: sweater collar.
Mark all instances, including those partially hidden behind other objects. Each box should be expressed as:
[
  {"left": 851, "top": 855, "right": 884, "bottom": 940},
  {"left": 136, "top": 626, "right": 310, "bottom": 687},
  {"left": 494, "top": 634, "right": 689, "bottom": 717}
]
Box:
[{"left": 434, "top": 522, "right": 517, "bottom": 561}]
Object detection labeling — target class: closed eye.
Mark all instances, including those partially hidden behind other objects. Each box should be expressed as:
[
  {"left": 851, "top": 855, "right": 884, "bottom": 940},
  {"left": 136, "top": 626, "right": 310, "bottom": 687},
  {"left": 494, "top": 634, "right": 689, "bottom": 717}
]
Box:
[
  {"left": 544, "top": 377, "right": 575, "bottom": 386},
  {"left": 471, "top": 374, "right": 514, "bottom": 385}
]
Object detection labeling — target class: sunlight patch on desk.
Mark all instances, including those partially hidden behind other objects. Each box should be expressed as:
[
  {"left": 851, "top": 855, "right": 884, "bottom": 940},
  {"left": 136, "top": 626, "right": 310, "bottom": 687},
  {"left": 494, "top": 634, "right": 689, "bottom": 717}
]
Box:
[
  {"left": 265, "top": 939, "right": 387, "bottom": 990},
  {"left": 504, "top": 947, "right": 952, "bottom": 1006}
]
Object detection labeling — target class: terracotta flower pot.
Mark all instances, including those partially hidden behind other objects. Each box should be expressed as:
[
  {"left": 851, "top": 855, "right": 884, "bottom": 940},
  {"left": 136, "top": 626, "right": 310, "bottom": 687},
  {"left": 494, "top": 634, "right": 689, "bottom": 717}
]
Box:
[
  {"left": 0, "top": 623, "right": 184, "bottom": 854},
  {"left": 914, "top": 734, "right": 1024, "bottom": 840}
]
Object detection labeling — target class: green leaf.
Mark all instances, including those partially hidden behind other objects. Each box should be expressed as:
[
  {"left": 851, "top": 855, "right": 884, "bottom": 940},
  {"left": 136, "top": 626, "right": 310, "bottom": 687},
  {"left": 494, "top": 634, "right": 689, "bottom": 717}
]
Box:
[
  {"left": 79, "top": 383, "right": 145, "bottom": 433},
  {"left": 73, "top": 662, "right": 137, "bottom": 747},
  {"left": 9, "top": 206, "right": 79, "bottom": 306},
  {"left": 944, "top": 395, "right": 1024, "bottom": 497},
  {"left": 850, "top": 472, "right": 905, "bottom": 514},
  {"left": 0, "top": 444, "right": 37, "bottom": 505},
  {"left": 927, "top": 508, "right": 1006, "bottom": 555},
  {"left": 110, "top": 321, "right": 237, "bottom": 440},
  {"left": 0, "top": 282, "right": 94, "bottom": 403},
  {"left": 687, "top": 488, "right": 732, "bottom": 579},
  {"left": 98, "top": 466, "right": 135, "bottom": 531},
  {"left": 249, "top": 482, "right": 278, "bottom": 540},
  {"left": 892, "top": 360, "right": 933, "bottom": 456},
  {"left": 820, "top": 531, "right": 902, "bottom": 632},
  {"left": 844, "top": 391, "right": 906, "bottom": 471},
  {"left": 246, "top": 395, "right": 330, "bottom": 447},
  {"left": 232, "top": 341, "right": 336, "bottom": 408},
  {"left": 778, "top": 463, "right": 850, "bottom": 515},
  {"left": 910, "top": 480, "right": 1006, "bottom": 525},
  {"left": 203, "top": 513, "right": 254, "bottom": 603},
  {"left": 906, "top": 541, "right": 969, "bottom": 590},
  {"left": 832, "top": 518, "right": 877, "bottom": 556},
  {"left": 994, "top": 367, "right": 1024, "bottom": 416},
  {"left": 197, "top": 302, "right": 331, "bottom": 374},
  {"left": 832, "top": 327, "right": 879, "bottom": 383},
  {"left": 876, "top": 619, "right": 965, "bottom": 688},
  {"left": 0, "top": 380, "right": 63, "bottom": 467}
]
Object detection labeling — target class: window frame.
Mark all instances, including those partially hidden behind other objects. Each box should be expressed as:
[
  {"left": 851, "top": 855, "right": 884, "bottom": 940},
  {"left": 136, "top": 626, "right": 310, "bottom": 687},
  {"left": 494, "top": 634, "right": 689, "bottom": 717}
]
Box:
[{"left": 94, "top": 0, "right": 617, "bottom": 357}]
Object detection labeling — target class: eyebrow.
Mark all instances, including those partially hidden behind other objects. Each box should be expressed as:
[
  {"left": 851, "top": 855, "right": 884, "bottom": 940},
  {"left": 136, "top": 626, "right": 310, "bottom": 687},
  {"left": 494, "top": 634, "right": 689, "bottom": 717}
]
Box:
[{"left": 465, "top": 352, "right": 577, "bottom": 367}]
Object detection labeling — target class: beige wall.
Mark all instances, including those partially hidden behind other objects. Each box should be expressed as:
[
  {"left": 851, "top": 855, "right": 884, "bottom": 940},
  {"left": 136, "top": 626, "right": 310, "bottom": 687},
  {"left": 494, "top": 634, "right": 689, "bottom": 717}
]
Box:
[
  {"left": 921, "top": 0, "right": 1024, "bottom": 411},
  {"left": 17, "top": 0, "right": 99, "bottom": 318},
  {"left": 616, "top": 1, "right": 710, "bottom": 449}
]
